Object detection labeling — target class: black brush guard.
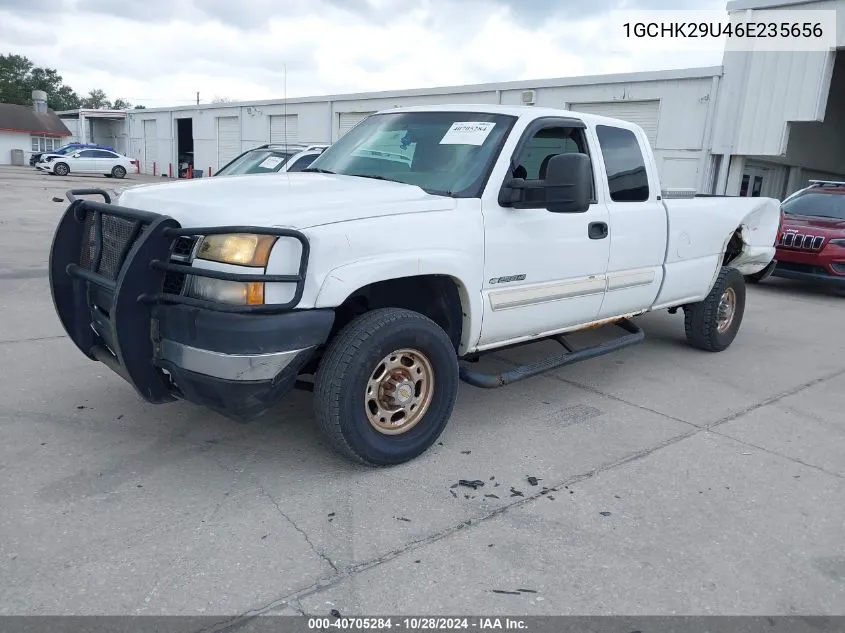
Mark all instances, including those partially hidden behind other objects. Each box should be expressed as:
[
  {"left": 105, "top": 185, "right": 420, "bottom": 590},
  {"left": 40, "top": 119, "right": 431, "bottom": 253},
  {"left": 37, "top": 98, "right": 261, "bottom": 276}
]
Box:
[{"left": 49, "top": 188, "right": 310, "bottom": 403}]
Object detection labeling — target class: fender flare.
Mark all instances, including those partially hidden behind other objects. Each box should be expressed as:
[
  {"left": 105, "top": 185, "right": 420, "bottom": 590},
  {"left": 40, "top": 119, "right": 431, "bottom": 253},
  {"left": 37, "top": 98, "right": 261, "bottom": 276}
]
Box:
[{"left": 314, "top": 250, "right": 482, "bottom": 354}]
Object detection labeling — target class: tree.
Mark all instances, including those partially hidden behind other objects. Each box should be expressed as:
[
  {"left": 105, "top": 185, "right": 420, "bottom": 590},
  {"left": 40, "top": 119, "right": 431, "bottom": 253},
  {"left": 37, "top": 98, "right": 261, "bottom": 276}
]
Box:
[
  {"left": 80, "top": 88, "right": 111, "bottom": 109},
  {"left": 111, "top": 98, "right": 132, "bottom": 110},
  {"left": 133, "top": 105, "right": 147, "bottom": 109},
  {"left": 212, "top": 95, "right": 234, "bottom": 104},
  {"left": 0, "top": 53, "right": 81, "bottom": 110}
]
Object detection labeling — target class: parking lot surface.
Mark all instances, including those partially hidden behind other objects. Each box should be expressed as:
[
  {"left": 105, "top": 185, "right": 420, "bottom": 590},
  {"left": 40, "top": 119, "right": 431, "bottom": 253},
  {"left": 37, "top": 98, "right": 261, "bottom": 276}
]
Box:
[{"left": 1, "top": 165, "right": 843, "bottom": 619}]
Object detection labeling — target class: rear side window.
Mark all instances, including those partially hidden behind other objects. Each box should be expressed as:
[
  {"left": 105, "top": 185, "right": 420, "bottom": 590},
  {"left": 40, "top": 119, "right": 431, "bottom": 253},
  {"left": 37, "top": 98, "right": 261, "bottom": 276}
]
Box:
[{"left": 595, "top": 125, "right": 650, "bottom": 202}]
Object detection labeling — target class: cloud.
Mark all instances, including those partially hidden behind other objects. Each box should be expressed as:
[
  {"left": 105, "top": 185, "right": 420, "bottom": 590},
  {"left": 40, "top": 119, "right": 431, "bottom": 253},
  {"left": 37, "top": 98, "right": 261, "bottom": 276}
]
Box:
[{"left": 0, "top": 0, "right": 725, "bottom": 107}]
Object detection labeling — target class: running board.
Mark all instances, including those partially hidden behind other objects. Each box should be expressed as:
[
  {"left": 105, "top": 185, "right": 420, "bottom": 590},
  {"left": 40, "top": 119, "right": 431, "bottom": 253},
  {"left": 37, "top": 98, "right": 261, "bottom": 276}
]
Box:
[{"left": 459, "top": 318, "right": 644, "bottom": 389}]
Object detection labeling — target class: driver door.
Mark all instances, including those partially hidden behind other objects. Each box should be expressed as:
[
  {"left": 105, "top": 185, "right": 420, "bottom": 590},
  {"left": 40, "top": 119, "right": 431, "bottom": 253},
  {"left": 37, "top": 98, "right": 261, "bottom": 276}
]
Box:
[{"left": 477, "top": 117, "right": 610, "bottom": 348}]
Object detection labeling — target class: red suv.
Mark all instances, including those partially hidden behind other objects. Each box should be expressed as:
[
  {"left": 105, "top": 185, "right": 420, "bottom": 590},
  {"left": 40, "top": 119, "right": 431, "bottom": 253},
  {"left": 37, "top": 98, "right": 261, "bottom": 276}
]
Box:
[{"left": 748, "top": 180, "right": 845, "bottom": 288}]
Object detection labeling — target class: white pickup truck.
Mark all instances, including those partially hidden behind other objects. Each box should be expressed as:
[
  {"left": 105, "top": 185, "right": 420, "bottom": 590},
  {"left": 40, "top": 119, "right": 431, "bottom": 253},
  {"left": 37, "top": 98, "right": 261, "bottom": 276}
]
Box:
[{"left": 49, "top": 104, "right": 782, "bottom": 465}]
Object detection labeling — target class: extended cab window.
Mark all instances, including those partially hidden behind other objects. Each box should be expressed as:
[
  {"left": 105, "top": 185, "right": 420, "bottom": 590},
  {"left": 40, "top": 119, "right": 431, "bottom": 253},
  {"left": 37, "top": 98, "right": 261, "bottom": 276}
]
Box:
[
  {"left": 514, "top": 127, "right": 586, "bottom": 180},
  {"left": 510, "top": 125, "right": 593, "bottom": 206},
  {"left": 595, "top": 125, "right": 650, "bottom": 202},
  {"left": 308, "top": 111, "right": 516, "bottom": 197}
]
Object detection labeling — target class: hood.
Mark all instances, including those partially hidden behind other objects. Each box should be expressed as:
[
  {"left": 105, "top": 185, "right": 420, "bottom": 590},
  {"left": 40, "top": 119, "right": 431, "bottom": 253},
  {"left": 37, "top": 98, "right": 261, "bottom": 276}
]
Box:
[
  {"left": 782, "top": 213, "right": 845, "bottom": 234},
  {"left": 115, "top": 172, "right": 456, "bottom": 229}
]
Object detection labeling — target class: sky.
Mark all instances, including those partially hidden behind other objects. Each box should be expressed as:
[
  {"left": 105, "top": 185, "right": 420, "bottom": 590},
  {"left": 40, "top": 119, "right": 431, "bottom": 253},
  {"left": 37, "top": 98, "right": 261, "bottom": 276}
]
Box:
[{"left": 0, "top": 0, "right": 728, "bottom": 108}]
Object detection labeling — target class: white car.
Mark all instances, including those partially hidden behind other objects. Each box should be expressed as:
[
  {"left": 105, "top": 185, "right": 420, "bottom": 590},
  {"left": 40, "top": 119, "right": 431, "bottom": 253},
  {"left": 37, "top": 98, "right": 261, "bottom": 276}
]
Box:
[
  {"left": 214, "top": 143, "right": 330, "bottom": 177},
  {"left": 49, "top": 104, "right": 781, "bottom": 466},
  {"left": 36, "top": 148, "right": 136, "bottom": 178}
]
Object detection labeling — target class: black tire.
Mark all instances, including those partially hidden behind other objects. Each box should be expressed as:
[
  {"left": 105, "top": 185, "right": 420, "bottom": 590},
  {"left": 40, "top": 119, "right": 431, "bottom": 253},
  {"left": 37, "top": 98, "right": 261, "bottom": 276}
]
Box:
[
  {"left": 314, "top": 307, "right": 459, "bottom": 466},
  {"left": 111, "top": 165, "right": 126, "bottom": 179},
  {"left": 684, "top": 266, "right": 746, "bottom": 352},
  {"left": 53, "top": 162, "right": 69, "bottom": 176},
  {"left": 745, "top": 259, "right": 776, "bottom": 284}
]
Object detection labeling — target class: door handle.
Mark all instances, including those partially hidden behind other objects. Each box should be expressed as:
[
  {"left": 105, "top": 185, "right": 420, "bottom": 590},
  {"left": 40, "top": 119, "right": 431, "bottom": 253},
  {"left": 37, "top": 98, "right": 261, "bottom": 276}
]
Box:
[{"left": 588, "top": 222, "right": 608, "bottom": 240}]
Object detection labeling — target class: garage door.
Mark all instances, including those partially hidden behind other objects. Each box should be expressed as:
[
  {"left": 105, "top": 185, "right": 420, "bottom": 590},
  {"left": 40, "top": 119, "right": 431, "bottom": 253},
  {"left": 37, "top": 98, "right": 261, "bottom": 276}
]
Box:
[
  {"left": 143, "top": 119, "right": 157, "bottom": 175},
  {"left": 216, "top": 116, "right": 241, "bottom": 170},
  {"left": 568, "top": 100, "right": 660, "bottom": 147},
  {"left": 338, "top": 112, "right": 375, "bottom": 138},
  {"left": 270, "top": 115, "right": 298, "bottom": 145}
]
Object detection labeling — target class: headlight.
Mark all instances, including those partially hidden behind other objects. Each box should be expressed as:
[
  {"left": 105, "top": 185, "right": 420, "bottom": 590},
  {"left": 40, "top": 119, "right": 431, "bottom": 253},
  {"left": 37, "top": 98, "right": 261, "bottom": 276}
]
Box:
[
  {"left": 829, "top": 239, "right": 845, "bottom": 247},
  {"left": 187, "top": 276, "right": 265, "bottom": 305},
  {"left": 195, "top": 234, "right": 278, "bottom": 267}
]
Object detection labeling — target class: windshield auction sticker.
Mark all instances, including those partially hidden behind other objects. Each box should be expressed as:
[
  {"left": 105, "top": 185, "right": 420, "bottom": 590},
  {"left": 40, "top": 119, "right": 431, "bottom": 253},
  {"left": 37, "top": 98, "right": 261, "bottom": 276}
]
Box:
[
  {"left": 258, "top": 156, "right": 284, "bottom": 169},
  {"left": 439, "top": 122, "right": 495, "bottom": 145}
]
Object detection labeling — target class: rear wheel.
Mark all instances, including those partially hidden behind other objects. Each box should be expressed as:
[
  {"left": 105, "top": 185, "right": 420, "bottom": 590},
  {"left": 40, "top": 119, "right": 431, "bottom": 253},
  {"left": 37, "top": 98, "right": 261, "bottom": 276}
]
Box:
[
  {"left": 314, "top": 308, "right": 459, "bottom": 466},
  {"left": 111, "top": 165, "right": 126, "bottom": 179},
  {"left": 53, "top": 162, "right": 69, "bottom": 176},
  {"left": 683, "top": 266, "right": 746, "bottom": 352}
]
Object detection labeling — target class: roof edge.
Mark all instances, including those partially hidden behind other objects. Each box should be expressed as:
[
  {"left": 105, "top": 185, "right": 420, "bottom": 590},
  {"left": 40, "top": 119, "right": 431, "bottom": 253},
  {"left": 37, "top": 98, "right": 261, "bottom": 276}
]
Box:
[
  {"left": 726, "top": 0, "right": 822, "bottom": 11},
  {"left": 126, "top": 66, "right": 723, "bottom": 114}
]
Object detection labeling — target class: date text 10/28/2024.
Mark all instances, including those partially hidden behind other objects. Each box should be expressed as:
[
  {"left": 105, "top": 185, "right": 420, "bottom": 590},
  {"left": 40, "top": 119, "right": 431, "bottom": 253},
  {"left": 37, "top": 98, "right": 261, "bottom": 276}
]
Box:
[{"left": 307, "top": 617, "right": 528, "bottom": 630}]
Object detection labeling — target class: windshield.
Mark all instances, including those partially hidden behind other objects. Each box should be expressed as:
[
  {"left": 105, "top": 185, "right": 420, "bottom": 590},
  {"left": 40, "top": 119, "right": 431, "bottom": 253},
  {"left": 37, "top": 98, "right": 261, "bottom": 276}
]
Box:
[
  {"left": 782, "top": 191, "right": 845, "bottom": 220},
  {"left": 216, "top": 149, "right": 295, "bottom": 176},
  {"left": 52, "top": 146, "right": 76, "bottom": 155},
  {"left": 307, "top": 111, "right": 516, "bottom": 197}
]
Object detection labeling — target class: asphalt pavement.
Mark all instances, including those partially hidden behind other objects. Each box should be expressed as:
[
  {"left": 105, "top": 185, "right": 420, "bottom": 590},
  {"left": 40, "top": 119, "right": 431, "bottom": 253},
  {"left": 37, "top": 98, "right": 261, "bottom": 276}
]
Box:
[{"left": 1, "top": 166, "right": 843, "bottom": 619}]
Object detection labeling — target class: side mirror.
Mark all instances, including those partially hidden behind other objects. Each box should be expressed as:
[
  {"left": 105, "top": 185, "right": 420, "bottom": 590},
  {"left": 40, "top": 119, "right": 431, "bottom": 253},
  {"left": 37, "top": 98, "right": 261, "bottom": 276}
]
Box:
[{"left": 543, "top": 153, "right": 592, "bottom": 213}]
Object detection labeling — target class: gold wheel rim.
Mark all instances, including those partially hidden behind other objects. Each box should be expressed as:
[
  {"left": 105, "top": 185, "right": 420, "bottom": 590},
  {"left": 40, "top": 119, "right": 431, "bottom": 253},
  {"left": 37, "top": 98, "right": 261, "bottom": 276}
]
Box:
[
  {"left": 365, "top": 348, "right": 435, "bottom": 435},
  {"left": 717, "top": 287, "right": 737, "bottom": 333}
]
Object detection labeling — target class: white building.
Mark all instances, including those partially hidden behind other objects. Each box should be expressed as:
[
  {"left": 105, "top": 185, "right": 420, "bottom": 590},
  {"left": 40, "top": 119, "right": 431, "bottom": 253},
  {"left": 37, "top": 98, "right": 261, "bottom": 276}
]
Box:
[
  {"left": 0, "top": 91, "right": 71, "bottom": 165},
  {"left": 55, "top": 109, "right": 129, "bottom": 155},
  {"left": 711, "top": 0, "right": 845, "bottom": 199},
  {"left": 124, "top": 0, "right": 845, "bottom": 199},
  {"left": 126, "top": 67, "right": 721, "bottom": 188}
]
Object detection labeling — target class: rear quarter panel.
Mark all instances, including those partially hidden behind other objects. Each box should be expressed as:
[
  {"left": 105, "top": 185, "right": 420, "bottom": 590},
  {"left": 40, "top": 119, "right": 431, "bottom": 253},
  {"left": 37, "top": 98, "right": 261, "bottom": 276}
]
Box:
[{"left": 653, "top": 196, "right": 780, "bottom": 308}]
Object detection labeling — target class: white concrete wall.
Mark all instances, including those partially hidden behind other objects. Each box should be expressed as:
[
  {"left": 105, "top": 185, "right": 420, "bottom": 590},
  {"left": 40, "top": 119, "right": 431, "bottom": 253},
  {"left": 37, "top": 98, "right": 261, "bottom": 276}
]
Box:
[
  {"left": 92, "top": 119, "right": 128, "bottom": 155},
  {"left": 712, "top": 0, "right": 845, "bottom": 159},
  {"left": 0, "top": 131, "right": 27, "bottom": 165}
]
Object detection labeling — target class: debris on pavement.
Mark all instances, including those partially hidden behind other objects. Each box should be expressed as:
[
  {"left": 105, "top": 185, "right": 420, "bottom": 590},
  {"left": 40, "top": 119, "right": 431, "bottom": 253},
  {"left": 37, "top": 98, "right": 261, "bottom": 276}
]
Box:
[
  {"left": 527, "top": 476, "right": 540, "bottom": 486},
  {"left": 461, "top": 450, "right": 472, "bottom": 455},
  {"left": 458, "top": 479, "right": 485, "bottom": 489},
  {"left": 394, "top": 516, "right": 411, "bottom": 522},
  {"left": 518, "top": 589, "right": 538, "bottom": 593},
  {"left": 330, "top": 609, "right": 341, "bottom": 618},
  {"left": 450, "top": 489, "right": 457, "bottom": 498},
  {"left": 599, "top": 511, "right": 612, "bottom": 516},
  {"left": 484, "top": 494, "right": 500, "bottom": 499},
  {"left": 509, "top": 487, "right": 524, "bottom": 497},
  {"left": 52, "top": 197, "right": 64, "bottom": 203},
  {"left": 491, "top": 589, "right": 522, "bottom": 595}
]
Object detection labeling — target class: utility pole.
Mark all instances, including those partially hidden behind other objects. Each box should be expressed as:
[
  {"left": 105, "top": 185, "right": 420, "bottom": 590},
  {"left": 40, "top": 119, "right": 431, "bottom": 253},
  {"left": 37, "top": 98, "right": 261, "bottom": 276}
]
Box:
[{"left": 196, "top": 92, "right": 199, "bottom": 105}]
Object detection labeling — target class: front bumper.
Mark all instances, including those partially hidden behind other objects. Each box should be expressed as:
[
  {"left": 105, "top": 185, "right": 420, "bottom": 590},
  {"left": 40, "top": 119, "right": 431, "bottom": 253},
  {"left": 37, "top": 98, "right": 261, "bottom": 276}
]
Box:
[
  {"left": 49, "top": 188, "right": 330, "bottom": 420},
  {"left": 771, "top": 263, "right": 845, "bottom": 288}
]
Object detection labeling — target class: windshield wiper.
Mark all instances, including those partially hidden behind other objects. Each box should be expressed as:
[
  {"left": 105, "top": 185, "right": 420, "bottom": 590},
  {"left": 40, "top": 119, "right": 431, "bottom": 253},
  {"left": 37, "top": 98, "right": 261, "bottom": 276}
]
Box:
[
  {"left": 347, "top": 173, "right": 393, "bottom": 182},
  {"left": 302, "top": 167, "right": 335, "bottom": 174}
]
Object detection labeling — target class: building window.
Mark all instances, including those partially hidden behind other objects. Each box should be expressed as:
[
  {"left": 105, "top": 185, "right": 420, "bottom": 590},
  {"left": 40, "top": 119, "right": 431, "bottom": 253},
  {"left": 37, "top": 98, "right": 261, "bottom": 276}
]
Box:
[{"left": 30, "top": 136, "right": 64, "bottom": 152}]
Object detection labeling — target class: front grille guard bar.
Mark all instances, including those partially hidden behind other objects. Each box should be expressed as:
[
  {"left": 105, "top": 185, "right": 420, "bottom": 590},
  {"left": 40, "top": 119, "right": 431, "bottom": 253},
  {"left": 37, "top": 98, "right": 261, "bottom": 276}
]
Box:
[{"left": 49, "top": 189, "right": 311, "bottom": 403}]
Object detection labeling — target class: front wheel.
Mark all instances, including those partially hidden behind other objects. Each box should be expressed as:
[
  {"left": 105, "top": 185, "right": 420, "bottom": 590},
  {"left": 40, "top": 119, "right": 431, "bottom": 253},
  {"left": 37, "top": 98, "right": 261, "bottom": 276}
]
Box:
[
  {"left": 53, "top": 162, "right": 69, "bottom": 176},
  {"left": 314, "top": 308, "right": 459, "bottom": 466},
  {"left": 683, "top": 266, "right": 746, "bottom": 352}
]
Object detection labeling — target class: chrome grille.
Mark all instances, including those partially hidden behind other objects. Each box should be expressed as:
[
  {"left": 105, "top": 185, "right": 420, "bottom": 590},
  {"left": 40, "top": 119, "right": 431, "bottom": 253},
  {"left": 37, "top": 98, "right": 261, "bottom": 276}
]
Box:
[{"left": 778, "top": 232, "right": 825, "bottom": 251}]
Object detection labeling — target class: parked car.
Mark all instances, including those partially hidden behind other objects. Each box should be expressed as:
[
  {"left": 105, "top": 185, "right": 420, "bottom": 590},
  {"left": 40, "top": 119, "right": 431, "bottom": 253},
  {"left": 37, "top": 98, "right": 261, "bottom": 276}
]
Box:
[
  {"left": 30, "top": 142, "right": 116, "bottom": 166},
  {"left": 36, "top": 148, "right": 136, "bottom": 178},
  {"left": 746, "top": 179, "right": 845, "bottom": 288},
  {"left": 48, "top": 105, "right": 781, "bottom": 465},
  {"left": 215, "top": 143, "right": 329, "bottom": 176}
]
